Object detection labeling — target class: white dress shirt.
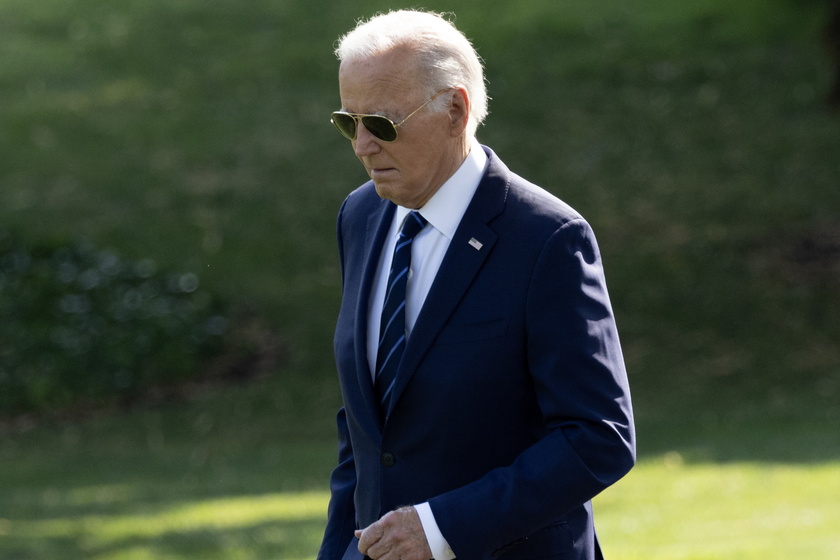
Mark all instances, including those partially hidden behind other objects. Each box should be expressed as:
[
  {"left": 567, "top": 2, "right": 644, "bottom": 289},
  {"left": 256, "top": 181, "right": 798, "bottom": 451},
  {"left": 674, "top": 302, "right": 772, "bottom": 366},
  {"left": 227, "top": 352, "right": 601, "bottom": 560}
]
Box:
[{"left": 366, "top": 138, "right": 487, "bottom": 560}]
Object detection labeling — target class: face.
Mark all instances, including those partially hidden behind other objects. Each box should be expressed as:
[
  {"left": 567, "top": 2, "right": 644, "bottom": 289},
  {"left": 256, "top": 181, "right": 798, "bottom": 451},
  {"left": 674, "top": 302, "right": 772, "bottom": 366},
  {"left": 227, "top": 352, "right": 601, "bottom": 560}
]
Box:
[{"left": 337, "top": 48, "right": 469, "bottom": 209}]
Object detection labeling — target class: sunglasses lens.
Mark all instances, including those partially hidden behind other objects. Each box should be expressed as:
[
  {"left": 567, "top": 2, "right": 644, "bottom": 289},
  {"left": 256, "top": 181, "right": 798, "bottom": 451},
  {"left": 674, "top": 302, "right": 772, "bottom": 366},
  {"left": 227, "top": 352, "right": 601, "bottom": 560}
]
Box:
[
  {"left": 361, "top": 116, "right": 397, "bottom": 142},
  {"left": 331, "top": 113, "right": 357, "bottom": 140},
  {"left": 330, "top": 113, "right": 399, "bottom": 142}
]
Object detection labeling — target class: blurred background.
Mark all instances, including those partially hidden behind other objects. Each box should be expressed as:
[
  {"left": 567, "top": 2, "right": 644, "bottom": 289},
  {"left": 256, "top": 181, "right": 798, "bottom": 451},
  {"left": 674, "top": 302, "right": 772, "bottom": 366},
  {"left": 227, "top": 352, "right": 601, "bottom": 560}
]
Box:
[{"left": 1, "top": 0, "right": 838, "bottom": 558}]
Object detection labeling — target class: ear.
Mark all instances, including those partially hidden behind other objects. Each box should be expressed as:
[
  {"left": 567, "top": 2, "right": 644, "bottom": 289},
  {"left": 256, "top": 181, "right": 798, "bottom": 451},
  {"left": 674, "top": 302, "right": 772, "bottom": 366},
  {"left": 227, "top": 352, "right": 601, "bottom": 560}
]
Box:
[{"left": 447, "top": 87, "right": 470, "bottom": 137}]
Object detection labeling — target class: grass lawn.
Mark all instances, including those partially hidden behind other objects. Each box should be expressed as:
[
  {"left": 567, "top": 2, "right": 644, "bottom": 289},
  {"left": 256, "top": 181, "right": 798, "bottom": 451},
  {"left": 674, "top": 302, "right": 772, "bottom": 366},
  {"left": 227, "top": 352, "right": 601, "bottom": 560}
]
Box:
[
  {"left": 2, "top": 372, "right": 837, "bottom": 559},
  {"left": 0, "top": 373, "right": 339, "bottom": 559},
  {"left": 1, "top": 0, "right": 839, "bottom": 558}
]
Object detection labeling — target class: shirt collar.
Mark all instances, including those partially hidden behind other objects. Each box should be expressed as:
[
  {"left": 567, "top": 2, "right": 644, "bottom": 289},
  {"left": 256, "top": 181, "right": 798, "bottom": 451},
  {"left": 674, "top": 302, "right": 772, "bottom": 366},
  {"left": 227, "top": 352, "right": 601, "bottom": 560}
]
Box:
[{"left": 395, "top": 138, "right": 488, "bottom": 239}]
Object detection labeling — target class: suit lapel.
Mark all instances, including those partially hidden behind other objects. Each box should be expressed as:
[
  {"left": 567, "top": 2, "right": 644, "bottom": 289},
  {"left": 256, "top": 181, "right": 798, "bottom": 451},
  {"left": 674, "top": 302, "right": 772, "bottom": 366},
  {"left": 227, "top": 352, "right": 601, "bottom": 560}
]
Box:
[
  {"left": 387, "top": 150, "right": 510, "bottom": 417},
  {"left": 355, "top": 199, "right": 395, "bottom": 428}
]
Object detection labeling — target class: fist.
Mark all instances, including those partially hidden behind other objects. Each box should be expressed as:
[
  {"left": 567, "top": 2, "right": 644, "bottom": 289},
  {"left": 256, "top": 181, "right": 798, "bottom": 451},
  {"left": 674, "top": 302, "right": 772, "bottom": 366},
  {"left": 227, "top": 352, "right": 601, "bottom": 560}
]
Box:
[{"left": 355, "top": 506, "right": 432, "bottom": 560}]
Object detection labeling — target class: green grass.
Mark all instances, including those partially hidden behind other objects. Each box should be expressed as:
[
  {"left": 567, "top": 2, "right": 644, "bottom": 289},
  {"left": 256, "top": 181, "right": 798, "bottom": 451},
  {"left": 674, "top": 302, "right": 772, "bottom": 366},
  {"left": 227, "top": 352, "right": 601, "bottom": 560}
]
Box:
[
  {"left": 3, "top": 394, "right": 838, "bottom": 559},
  {"left": 597, "top": 459, "right": 840, "bottom": 559},
  {"left": 0, "top": 374, "right": 339, "bottom": 559},
  {"left": 2, "top": 0, "right": 840, "bottom": 558}
]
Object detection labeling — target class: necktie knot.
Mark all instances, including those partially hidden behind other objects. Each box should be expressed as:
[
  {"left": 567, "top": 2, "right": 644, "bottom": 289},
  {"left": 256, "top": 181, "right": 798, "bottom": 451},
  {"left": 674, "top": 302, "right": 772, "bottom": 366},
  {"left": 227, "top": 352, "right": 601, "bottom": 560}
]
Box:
[{"left": 400, "top": 211, "right": 427, "bottom": 240}]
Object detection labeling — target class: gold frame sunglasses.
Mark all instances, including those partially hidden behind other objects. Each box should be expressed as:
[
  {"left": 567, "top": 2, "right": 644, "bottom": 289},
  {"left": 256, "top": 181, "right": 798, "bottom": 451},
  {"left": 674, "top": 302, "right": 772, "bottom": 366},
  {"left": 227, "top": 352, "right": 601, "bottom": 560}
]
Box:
[{"left": 330, "top": 88, "right": 451, "bottom": 143}]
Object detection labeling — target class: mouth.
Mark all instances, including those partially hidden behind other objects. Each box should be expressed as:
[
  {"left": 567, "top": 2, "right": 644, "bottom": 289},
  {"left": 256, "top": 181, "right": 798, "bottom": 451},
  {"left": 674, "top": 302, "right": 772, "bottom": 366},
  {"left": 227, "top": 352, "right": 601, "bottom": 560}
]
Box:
[{"left": 369, "top": 167, "right": 396, "bottom": 179}]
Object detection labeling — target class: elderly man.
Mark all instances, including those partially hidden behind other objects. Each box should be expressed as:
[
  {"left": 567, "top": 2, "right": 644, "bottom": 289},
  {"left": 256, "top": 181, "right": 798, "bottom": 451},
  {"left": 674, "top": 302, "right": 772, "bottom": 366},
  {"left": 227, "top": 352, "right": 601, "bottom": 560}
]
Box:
[{"left": 319, "top": 10, "right": 635, "bottom": 560}]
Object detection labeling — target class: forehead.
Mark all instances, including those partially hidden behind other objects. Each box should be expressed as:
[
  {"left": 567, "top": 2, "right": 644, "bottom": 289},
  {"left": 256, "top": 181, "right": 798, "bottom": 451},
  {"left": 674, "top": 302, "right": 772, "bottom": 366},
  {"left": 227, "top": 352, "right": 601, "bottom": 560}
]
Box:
[{"left": 338, "top": 49, "right": 422, "bottom": 113}]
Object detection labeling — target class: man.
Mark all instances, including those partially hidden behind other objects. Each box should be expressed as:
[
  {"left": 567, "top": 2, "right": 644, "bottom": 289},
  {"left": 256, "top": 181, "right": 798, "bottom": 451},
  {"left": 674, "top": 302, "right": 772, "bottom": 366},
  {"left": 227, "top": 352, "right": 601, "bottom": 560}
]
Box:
[{"left": 319, "top": 10, "right": 635, "bottom": 560}]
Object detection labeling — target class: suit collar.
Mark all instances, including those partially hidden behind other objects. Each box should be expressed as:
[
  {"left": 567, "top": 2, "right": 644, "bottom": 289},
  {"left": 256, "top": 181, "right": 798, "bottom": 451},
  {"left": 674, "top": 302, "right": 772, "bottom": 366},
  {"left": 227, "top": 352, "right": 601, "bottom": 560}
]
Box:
[{"left": 354, "top": 199, "right": 396, "bottom": 426}]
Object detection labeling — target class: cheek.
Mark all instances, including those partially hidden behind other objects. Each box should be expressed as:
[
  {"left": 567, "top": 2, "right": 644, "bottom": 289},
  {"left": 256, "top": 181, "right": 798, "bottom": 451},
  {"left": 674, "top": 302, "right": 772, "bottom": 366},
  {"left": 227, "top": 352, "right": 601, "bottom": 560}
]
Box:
[{"left": 402, "top": 142, "right": 438, "bottom": 172}]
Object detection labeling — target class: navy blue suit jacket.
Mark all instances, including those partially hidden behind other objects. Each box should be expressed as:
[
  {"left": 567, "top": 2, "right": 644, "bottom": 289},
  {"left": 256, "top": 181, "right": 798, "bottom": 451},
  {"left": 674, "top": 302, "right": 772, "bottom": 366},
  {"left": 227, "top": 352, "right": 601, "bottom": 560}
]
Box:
[{"left": 319, "top": 147, "right": 635, "bottom": 560}]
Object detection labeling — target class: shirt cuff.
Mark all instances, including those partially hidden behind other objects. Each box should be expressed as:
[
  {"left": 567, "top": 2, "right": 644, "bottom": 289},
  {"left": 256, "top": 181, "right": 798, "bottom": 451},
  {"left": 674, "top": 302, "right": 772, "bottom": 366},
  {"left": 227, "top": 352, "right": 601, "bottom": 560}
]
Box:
[{"left": 414, "top": 502, "right": 456, "bottom": 560}]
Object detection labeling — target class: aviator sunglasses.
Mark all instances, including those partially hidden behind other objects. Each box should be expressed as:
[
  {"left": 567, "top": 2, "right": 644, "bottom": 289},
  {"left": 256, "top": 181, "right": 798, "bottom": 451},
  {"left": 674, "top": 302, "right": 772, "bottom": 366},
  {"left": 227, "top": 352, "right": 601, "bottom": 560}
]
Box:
[{"left": 330, "top": 88, "right": 451, "bottom": 143}]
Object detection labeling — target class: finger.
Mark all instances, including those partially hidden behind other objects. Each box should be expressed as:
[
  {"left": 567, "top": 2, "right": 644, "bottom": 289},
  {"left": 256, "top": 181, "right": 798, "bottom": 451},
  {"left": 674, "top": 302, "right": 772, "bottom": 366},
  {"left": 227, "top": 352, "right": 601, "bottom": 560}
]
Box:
[
  {"left": 364, "top": 538, "right": 392, "bottom": 560},
  {"left": 356, "top": 523, "right": 383, "bottom": 555},
  {"left": 377, "top": 508, "right": 432, "bottom": 560}
]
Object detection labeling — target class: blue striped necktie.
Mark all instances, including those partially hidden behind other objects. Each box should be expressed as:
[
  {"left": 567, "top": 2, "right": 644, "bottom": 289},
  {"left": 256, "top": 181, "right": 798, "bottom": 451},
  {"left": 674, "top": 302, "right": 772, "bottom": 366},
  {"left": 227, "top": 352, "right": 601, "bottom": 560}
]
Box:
[{"left": 375, "top": 211, "right": 428, "bottom": 416}]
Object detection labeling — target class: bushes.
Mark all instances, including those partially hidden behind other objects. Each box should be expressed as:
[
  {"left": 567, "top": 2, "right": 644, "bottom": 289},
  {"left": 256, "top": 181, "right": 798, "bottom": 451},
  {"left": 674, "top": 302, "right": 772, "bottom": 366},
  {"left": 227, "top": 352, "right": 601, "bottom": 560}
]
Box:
[{"left": 0, "top": 231, "right": 229, "bottom": 415}]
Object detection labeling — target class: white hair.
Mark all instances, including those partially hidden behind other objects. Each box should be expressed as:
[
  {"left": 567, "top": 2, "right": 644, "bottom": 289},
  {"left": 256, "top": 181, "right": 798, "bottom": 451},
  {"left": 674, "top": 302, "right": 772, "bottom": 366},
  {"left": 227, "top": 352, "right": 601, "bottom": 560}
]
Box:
[{"left": 335, "top": 10, "right": 488, "bottom": 137}]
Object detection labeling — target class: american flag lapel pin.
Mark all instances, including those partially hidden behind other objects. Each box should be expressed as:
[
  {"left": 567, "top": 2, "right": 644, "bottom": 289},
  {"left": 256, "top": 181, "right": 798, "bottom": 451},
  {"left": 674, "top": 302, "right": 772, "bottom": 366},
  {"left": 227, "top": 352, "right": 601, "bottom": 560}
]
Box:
[{"left": 468, "top": 237, "right": 483, "bottom": 251}]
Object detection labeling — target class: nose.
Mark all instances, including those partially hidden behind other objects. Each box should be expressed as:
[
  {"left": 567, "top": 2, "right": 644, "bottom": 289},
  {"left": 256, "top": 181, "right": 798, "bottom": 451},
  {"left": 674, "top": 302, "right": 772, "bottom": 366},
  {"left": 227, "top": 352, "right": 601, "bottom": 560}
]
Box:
[{"left": 353, "top": 121, "right": 382, "bottom": 157}]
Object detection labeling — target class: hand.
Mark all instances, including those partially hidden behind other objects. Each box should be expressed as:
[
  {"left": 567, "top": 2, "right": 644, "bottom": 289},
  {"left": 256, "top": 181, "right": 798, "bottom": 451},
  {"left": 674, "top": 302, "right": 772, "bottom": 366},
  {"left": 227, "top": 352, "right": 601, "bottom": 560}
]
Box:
[{"left": 355, "top": 506, "right": 433, "bottom": 560}]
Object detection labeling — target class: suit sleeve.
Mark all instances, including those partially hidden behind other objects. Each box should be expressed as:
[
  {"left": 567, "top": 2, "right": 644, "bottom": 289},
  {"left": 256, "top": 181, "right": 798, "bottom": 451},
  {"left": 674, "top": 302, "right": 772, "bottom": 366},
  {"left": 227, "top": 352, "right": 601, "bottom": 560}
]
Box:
[
  {"left": 317, "top": 199, "right": 358, "bottom": 560},
  {"left": 429, "top": 218, "right": 636, "bottom": 559},
  {"left": 317, "top": 407, "right": 358, "bottom": 560}
]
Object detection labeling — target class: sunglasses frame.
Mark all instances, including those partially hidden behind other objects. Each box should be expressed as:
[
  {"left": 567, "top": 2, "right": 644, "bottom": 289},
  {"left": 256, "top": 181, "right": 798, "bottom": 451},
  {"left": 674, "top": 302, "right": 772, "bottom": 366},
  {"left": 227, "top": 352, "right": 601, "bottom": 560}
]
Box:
[{"left": 330, "top": 88, "right": 452, "bottom": 143}]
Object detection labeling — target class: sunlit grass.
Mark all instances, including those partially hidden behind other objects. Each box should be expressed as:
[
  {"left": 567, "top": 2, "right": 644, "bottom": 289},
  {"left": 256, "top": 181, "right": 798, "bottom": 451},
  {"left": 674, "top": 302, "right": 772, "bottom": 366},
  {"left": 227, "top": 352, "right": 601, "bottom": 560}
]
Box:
[
  {"left": 596, "top": 457, "right": 840, "bottom": 559},
  {"left": 8, "top": 491, "right": 327, "bottom": 546},
  {"left": 13, "top": 491, "right": 327, "bottom": 538},
  {"left": 2, "top": 489, "right": 329, "bottom": 559},
  {"left": 0, "top": 372, "right": 339, "bottom": 559},
  {"left": 4, "top": 457, "right": 838, "bottom": 560},
  {"left": 0, "top": 412, "right": 336, "bottom": 559}
]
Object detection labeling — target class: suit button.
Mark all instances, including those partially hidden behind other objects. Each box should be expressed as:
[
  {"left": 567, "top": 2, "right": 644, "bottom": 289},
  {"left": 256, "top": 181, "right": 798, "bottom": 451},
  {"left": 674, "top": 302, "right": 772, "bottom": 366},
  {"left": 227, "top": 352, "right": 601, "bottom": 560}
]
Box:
[{"left": 381, "top": 452, "right": 396, "bottom": 467}]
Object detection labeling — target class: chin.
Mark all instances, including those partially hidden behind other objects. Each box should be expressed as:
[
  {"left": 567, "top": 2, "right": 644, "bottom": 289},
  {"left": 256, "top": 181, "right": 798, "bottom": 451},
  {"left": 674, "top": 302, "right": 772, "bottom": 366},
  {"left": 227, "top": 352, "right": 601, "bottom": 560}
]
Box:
[
  {"left": 373, "top": 182, "right": 402, "bottom": 204},
  {"left": 372, "top": 181, "right": 389, "bottom": 199}
]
